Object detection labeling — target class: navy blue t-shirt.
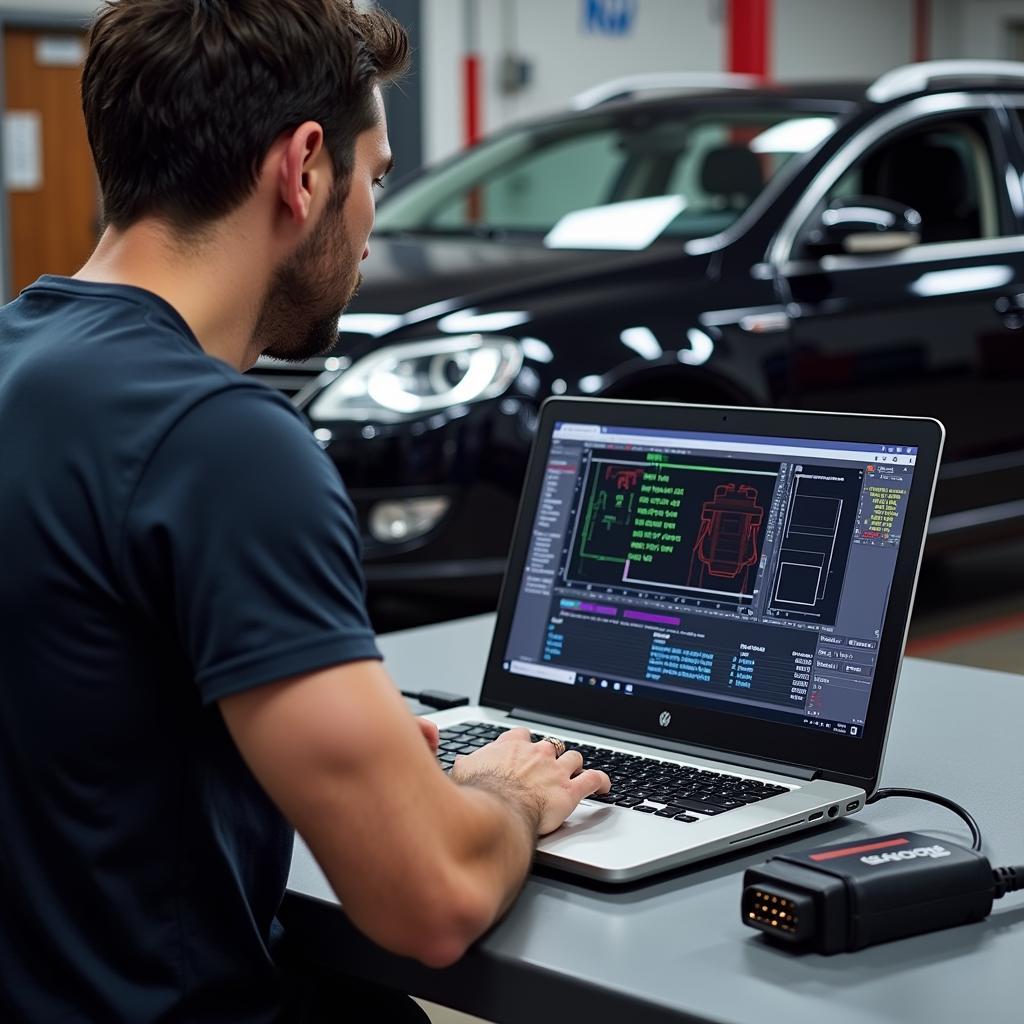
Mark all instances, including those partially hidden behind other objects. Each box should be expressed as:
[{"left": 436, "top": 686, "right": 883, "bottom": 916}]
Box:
[{"left": 0, "top": 277, "right": 381, "bottom": 1022}]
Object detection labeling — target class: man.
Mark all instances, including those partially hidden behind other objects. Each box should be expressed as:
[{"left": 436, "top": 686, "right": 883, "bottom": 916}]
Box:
[{"left": 0, "top": 2, "right": 610, "bottom": 1021}]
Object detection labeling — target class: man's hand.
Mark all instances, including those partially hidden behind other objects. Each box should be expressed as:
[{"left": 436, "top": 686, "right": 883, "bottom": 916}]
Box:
[
  {"left": 416, "top": 716, "right": 440, "bottom": 754},
  {"left": 451, "top": 728, "right": 611, "bottom": 836},
  {"left": 221, "top": 666, "right": 604, "bottom": 967}
]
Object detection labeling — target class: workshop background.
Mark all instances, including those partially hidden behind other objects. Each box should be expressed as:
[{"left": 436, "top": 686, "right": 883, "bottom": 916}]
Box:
[{"left": 0, "top": 0, "right": 1021, "bottom": 684}]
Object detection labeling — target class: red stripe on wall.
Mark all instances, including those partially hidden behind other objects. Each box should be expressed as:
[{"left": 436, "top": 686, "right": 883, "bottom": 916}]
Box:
[
  {"left": 914, "top": 0, "right": 930, "bottom": 62},
  {"left": 728, "top": 0, "right": 771, "bottom": 80},
  {"left": 905, "top": 610, "right": 1024, "bottom": 657},
  {"left": 463, "top": 53, "right": 482, "bottom": 222},
  {"left": 463, "top": 54, "right": 481, "bottom": 147}
]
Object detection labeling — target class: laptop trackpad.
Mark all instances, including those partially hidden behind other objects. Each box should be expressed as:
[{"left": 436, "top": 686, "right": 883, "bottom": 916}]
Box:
[
  {"left": 538, "top": 800, "right": 684, "bottom": 853},
  {"left": 535, "top": 798, "right": 782, "bottom": 872}
]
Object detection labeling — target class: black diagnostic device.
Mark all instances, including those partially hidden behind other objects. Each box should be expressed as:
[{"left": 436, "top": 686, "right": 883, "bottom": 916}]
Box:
[{"left": 742, "top": 831, "right": 1011, "bottom": 953}]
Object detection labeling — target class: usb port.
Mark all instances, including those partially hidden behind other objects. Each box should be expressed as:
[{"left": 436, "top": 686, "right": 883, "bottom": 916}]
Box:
[{"left": 846, "top": 801, "right": 859, "bottom": 811}]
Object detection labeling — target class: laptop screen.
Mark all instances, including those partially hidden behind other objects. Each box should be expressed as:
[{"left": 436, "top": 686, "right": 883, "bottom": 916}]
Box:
[{"left": 500, "top": 417, "right": 921, "bottom": 744}]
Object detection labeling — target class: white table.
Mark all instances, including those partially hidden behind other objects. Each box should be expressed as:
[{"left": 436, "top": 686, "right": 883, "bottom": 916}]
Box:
[{"left": 284, "top": 614, "right": 1024, "bottom": 1024}]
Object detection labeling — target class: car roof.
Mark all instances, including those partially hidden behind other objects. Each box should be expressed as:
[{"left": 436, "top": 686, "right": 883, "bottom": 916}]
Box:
[
  {"left": 576, "top": 77, "right": 1024, "bottom": 118},
  {"left": 620, "top": 82, "right": 870, "bottom": 108},
  {"left": 518, "top": 87, "right": 864, "bottom": 134},
  {"left": 520, "top": 76, "right": 1024, "bottom": 138},
  {"left": 559, "top": 62, "right": 1024, "bottom": 124}
]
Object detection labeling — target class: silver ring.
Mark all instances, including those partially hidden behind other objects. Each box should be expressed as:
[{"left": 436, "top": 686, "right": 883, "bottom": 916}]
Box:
[{"left": 542, "top": 736, "right": 567, "bottom": 758}]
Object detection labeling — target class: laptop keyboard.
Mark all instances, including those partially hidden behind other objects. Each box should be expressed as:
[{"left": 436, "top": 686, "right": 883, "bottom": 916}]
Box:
[{"left": 437, "top": 722, "right": 791, "bottom": 822}]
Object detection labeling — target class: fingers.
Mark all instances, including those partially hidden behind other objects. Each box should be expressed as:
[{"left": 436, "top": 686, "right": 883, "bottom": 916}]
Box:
[
  {"left": 560, "top": 749, "right": 584, "bottom": 774},
  {"left": 569, "top": 769, "right": 612, "bottom": 802},
  {"left": 417, "top": 717, "right": 440, "bottom": 753},
  {"left": 495, "top": 726, "right": 532, "bottom": 745}
]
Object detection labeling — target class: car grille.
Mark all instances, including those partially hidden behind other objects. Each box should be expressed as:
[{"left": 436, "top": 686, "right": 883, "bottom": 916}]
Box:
[{"left": 246, "top": 356, "right": 329, "bottom": 405}]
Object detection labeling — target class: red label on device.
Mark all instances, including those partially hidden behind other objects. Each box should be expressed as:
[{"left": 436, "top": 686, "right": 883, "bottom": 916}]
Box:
[{"left": 809, "top": 837, "right": 910, "bottom": 862}]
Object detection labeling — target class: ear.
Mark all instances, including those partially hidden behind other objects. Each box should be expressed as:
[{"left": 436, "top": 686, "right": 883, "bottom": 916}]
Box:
[{"left": 278, "top": 121, "right": 327, "bottom": 225}]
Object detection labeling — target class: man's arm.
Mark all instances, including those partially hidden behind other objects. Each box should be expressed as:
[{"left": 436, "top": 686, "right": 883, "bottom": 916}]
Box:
[{"left": 220, "top": 660, "right": 609, "bottom": 968}]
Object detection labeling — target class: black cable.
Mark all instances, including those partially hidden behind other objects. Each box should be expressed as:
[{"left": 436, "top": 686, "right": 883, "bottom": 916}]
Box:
[
  {"left": 864, "top": 788, "right": 1024, "bottom": 899},
  {"left": 993, "top": 866, "right": 1024, "bottom": 899},
  {"left": 866, "top": 787, "right": 983, "bottom": 852},
  {"left": 400, "top": 689, "right": 469, "bottom": 710}
]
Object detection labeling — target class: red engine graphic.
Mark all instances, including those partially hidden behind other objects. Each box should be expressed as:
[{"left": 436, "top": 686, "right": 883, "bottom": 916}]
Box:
[
  {"left": 608, "top": 466, "right": 642, "bottom": 491},
  {"left": 688, "top": 483, "right": 764, "bottom": 591}
]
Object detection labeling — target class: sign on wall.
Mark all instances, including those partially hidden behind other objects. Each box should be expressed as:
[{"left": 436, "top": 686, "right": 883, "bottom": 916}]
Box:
[
  {"left": 3, "top": 111, "right": 43, "bottom": 191},
  {"left": 583, "top": 0, "right": 638, "bottom": 36},
  {"left": 34, "top": 35, "right": 85, "bottom": 68}
]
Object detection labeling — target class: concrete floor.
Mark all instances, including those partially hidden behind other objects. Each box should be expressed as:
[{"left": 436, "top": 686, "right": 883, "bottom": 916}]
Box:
[{"left": 907, "top": 537, "right": 1024, "bottom": 673}]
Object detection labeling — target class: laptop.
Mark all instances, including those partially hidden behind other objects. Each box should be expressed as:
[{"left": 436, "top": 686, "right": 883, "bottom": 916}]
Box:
[{"left": 426, "top": 398, "right": 944, "bottom": 882}]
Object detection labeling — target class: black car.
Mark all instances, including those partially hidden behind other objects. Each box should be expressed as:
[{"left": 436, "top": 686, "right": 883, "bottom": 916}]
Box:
[{"left": 251, "top": 61, "right": 1024, "bottom": 608}]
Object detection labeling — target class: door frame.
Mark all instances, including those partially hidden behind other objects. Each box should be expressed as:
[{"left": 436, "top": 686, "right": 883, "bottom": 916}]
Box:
[{"left": 0, "top": 9, "right": 92, "bottom": 302}]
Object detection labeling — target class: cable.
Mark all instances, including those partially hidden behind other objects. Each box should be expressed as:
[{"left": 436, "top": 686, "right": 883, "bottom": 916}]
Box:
[
  {"left": 400, "top": 689, "right": 470, "bottom": 711},
  {"left": 872, "top": 786, "right": 1024, "bottom": 902},
  {"left": 866, "top": 787, "right": 983, "bottom": 851},
  {"left": 993, "top": 865, "right": 1024, "bottom": 899}
]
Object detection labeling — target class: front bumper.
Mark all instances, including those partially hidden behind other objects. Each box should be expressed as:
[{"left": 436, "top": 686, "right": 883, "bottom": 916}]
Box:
[{"left": 319, "top": 398, "right": 536, "bottom": 596}]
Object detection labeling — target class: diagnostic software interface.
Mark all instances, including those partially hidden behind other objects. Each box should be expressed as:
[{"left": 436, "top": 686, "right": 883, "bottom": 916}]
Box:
[{"left": 502, "top": 420, "right": 920, "bottom": 740}]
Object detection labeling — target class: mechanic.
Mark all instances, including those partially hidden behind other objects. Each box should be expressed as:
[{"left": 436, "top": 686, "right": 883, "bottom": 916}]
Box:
[{"left": 0, "top": 2, "right": 610, "bottom": 1020}]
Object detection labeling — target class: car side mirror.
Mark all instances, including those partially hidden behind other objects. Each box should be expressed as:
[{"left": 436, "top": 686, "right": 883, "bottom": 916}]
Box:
[{"left": 803, "top": 197, "right": 921, "bottom": 258}]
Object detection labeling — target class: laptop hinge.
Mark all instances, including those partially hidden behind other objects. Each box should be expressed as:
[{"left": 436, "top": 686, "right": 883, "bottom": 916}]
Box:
[{"left": 509, "top": 708, "right": 819, "bottom": 782}]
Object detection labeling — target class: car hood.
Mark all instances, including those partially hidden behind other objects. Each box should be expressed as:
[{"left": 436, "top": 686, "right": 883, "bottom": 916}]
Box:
[{"left": 346, "top": 233, "right": 672, "bottom": 317}]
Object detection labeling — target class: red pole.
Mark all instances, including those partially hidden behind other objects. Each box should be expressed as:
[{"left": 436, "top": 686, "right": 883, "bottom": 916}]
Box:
[
  {"left": 463, "top": 53, "right": 482, "bottom": 222},
  {"left": 727, "top": 0, "right": 771, "bottom": 80},
  {"left": 913, "top": 0, "right": 930, "bottom": 62},
  {"left": 463, "top": 54, "right": 481, "bottom": 148},
  {"left": 462, "top": 0, "right": 482, "bottom": 221}
]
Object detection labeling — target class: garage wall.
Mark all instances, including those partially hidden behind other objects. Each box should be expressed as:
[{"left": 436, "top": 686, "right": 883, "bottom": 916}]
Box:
[
  {"left": 929, "top": 0, "right": 966, "bottom": 57},
  {"left": 0, "top": 2, "right": 96, "bottom": 15},
  {"left": 773, "top": 0, "right": 915, "bottom": 80},
  {"left": 422, "top": 0, "right": 723, "bottom": 165},
  {"left": 421, "top": 0, "right": 466, "bottom": 168},
  {"left": 960, "top": 0, "right": 1024, "bottom": 58},
  {"left": 418, "top": 0, "right": 1024, "bottom": 168},
  {"left": 488, "top": 0, "right": 723, "bottom": 125}
]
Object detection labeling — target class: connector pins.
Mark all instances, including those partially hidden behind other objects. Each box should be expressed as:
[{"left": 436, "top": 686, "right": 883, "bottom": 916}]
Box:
[{"left": 746, "top": 889, "right": 800, "bottom": 935}]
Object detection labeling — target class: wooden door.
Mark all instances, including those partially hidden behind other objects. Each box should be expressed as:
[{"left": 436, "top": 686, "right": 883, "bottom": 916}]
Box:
[{"left": 4, "top": 28, "right": 97, "bottom": 295}]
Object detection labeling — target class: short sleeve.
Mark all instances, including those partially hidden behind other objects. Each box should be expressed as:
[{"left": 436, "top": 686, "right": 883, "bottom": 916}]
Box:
[{"left": 121, "top": 385, "right": 380, "bottom": 704}]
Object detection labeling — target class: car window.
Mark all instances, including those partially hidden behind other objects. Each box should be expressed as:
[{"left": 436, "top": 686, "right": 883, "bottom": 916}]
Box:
[
  {"left": 429, "top": 128, "right": 628, "bottom": 232},
  {"left": 1005, "top": 104, "right": 1024, "bottom": 162},
  {"left": 800, "top": 115, "right": 1002, "bottom": 252},
  {"left": 376, "top": 110, "right": 839, "bottom": 248}
]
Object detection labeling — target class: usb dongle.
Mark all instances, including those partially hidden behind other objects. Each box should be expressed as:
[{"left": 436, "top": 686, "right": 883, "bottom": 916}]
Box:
[{"left": 742, "top": 831, "right": 1010, "bottom": 953}]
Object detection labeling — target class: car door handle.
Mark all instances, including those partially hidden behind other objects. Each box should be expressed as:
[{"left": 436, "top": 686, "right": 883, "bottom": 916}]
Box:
[
  {"left": 737, "top": 311, "right": 790, "bottom": 333},
  {"left": 994, "top": 292, "right": 1024, "bottom": 329}
]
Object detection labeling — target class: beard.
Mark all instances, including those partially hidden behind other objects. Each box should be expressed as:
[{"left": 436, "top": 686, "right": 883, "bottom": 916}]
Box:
[{"left": 253, "top": 190, "right": 362, "bottom": 361}]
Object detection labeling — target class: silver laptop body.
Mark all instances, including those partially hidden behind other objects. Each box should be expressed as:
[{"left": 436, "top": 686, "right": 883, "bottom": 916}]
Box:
[{"left": 428, "top": 399, "right": 944, "bottom": 882}]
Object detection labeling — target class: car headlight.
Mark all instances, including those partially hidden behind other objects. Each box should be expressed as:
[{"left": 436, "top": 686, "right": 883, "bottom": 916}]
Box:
[{"left": 308, "top": 335, "right": 524, "bottom": 423}]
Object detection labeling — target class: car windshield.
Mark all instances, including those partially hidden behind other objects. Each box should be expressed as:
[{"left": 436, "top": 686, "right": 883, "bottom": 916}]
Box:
[{"left": 375, "top": 108, "right": 838, "bottom": 249}]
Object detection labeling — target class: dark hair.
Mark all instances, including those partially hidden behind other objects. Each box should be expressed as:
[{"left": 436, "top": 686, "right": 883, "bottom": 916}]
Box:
[{"left": 82, "top": 0, "right": 409, "bottom": 231}]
